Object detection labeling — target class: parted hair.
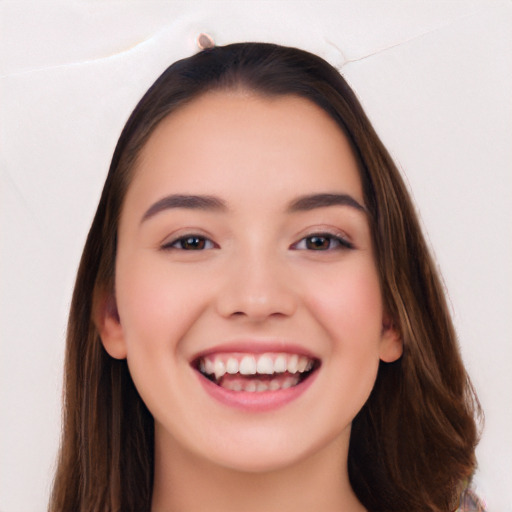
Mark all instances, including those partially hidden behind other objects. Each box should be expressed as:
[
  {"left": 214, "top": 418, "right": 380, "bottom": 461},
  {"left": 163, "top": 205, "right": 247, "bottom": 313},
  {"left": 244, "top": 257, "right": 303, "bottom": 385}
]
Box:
[{"left": 50, "top": 42, "right": 481, "bottom": 512}]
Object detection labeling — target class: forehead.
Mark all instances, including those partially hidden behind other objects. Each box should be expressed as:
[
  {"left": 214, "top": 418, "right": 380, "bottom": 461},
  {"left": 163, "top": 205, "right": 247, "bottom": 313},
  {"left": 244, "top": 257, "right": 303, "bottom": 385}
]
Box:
[{"left": 127, "top": 91, "right": 363, "bottom": 210}]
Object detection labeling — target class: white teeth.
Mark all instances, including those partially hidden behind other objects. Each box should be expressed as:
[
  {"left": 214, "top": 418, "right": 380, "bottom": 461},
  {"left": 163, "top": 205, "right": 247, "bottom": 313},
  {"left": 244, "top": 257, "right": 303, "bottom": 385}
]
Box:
[
  {"left": 204, "top": 358, "right": 215, "bottom": 375},
  {"left": 226, "top": 357, "right": 239, "bottom": 374},
  {"left": 273, "top": 354, "right": 287, "bottom": 373},
  {"left": 282, "top": 378, "right": 293, "bottom": 389},
  {"left": 287, "top": 354, "right": 299, "bottom": 374},
  {"left": 223, "top": 380, "right": 243, "bottom": 391},
  {"left": 285, "top": 375, "right": 301, "bottom": 388},
  {"left": 256, "top": 354, "right": 274, "bottom": 374},
  {"left": 297, "top": 356, "right": 309, "bottom": 372},
  {"left": 256, "top": 382, "right": 268, "bottom": 392},
  {"left": 219, "top": 374, "right": 302, "bottom": 392},
  {"left": 214, "top": 359, "right": 226, "bottom": 380},
  {"left": 245, "top": 381, "right": 257, "bottom": 392},
  {"left": 239, "top": 355, "right": 257, "bottom": 375},
  {"left": 199, "top": 352, "right": 315, "bottom": 378},
  {"left": 269, "top": 380, "right": 281, "bottom": 391}
]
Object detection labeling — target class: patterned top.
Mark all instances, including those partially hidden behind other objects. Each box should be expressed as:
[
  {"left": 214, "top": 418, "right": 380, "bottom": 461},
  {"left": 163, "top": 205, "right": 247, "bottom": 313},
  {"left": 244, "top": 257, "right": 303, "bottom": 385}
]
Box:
[{"left": 456, "top": 488, "right": 486, "bottom": 511}]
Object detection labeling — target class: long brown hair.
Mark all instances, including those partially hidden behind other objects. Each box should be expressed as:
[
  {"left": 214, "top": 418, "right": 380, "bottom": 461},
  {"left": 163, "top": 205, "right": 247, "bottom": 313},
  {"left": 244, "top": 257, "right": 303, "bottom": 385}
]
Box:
[{"left": 50, "top": 43, "right": 481, "bottom": 512}]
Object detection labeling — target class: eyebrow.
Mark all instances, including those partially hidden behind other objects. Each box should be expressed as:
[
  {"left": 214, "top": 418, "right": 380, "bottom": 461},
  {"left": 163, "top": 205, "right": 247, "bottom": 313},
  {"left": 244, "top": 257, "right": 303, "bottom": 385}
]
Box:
[
  {"left": 141, "top": 192, "right": 366, "bottom": 223},
  {"left": 141, "top": 194, "right": 227, "bottom": 222},
  {"left": 287, "top": 193, "right": 366, "bottom": 213}
]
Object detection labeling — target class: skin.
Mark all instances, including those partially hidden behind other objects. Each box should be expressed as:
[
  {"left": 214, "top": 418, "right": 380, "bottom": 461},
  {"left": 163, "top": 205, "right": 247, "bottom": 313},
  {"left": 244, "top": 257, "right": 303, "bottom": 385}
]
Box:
[{"left": 98, "top": 91, "right": 402, "bottom": 511}]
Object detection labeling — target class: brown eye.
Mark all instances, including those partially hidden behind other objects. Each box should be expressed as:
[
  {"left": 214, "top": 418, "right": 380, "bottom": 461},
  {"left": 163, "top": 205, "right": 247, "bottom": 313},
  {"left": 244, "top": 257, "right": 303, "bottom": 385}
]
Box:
[
  {"left": 291, "top": 233, "right": 354, "bottom": 251},
  {"left": 306, "top": 236, "right": 331, "bottom": 250},
  {"left": 180, "top": 236, "right": 206, "bottom": 250},
  {"left": 164, "top": 235, "right": 215, "bottom": 251}
]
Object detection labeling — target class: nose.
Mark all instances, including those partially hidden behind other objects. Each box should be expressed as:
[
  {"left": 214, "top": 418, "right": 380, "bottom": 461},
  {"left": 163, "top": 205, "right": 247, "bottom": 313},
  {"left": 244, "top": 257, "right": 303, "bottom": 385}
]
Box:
[{"left": 215, "top": 250, "right": 298, "bottom": 322}]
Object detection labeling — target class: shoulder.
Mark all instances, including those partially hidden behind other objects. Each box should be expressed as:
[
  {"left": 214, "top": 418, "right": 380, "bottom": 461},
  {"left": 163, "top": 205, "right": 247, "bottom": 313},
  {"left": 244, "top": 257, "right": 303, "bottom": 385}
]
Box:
[{"left": 455, "top": 487, "right": 486, "bottom": 511}]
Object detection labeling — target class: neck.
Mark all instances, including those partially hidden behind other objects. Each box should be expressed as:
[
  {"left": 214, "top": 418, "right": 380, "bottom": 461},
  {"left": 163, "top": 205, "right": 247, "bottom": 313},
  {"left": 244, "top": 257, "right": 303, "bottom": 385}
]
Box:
[{"left": 151, "top": 427, "right": 366, "bottom": 512}]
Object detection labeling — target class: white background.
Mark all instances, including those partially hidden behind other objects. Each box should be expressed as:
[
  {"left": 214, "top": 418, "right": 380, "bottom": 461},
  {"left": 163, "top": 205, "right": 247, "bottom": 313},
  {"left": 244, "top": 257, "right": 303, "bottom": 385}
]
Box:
[{"left": 1, "top": 1, "right": 511, "bottom": 511}]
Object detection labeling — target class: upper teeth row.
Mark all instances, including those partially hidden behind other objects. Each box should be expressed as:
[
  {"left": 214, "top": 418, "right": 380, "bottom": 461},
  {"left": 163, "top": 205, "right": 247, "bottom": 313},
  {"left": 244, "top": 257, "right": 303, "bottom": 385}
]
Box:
[{"left": 199, "top": 353, "right": 314, "bottom": 380}]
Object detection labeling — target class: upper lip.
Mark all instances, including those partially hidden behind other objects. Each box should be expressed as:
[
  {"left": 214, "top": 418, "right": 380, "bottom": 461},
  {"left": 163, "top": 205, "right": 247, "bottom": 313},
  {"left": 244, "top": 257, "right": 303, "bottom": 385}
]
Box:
[{"left": 189, "top": 340, "right": 320, "bottom": 363}]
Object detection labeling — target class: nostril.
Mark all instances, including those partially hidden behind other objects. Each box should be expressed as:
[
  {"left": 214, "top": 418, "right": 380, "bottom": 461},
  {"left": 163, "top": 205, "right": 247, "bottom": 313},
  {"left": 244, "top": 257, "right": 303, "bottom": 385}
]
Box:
[{"left": 217, "top": 294, "right": 297, "bottom": 321}]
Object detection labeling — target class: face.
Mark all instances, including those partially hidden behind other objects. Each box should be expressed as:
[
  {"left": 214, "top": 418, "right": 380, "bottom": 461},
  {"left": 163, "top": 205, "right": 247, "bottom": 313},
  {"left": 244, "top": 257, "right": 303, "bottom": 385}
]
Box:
[{"left": 99, "top": 91, "right": 401, "bottom": 473}]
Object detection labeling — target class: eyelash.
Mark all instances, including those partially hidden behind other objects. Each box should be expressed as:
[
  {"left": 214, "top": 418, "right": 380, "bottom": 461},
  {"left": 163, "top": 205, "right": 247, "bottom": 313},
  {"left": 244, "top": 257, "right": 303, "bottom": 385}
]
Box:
[
  {"left": 161, "top": 232, "right": 353, "bottom": 251},
  {"left": 162, "top": 235, "right": 217, "bottom": 251},
  {"left": 291, "top": 232, "right": 354, "bottom": 251}
]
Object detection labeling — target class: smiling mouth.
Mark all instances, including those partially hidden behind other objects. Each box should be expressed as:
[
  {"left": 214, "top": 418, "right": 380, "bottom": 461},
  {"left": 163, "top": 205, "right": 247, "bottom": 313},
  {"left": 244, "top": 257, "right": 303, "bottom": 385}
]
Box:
[{"left": 193, "top": 352, "right": 320, "bottom": 392}]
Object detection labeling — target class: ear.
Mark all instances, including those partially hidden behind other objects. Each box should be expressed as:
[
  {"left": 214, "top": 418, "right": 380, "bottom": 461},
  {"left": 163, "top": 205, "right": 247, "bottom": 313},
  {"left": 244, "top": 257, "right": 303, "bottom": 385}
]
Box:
[
  {"left": 93, "top": 291, "right": 127, "bottom": 360},
  {"left": 379, "top": 316, "right": 403, "bottom": 363}
]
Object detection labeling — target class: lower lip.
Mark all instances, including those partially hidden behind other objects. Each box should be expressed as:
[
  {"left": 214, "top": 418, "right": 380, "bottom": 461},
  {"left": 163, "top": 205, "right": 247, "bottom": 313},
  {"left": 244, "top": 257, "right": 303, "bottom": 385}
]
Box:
[{"left": 196, "top": 371, "right": 318, "bottom": 412}]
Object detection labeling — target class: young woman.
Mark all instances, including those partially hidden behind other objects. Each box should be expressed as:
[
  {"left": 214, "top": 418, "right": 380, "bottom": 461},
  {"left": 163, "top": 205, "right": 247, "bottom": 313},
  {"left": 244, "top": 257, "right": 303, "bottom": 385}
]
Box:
[{"left": 49, "top": 42, "right": 482, "bottom": 512}]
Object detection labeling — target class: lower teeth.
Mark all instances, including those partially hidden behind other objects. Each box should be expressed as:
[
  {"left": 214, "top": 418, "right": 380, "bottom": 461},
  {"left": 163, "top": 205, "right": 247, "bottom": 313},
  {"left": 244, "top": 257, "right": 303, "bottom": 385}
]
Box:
[{"left": 219, "top": 374, "right": 301, "bottom": 392}]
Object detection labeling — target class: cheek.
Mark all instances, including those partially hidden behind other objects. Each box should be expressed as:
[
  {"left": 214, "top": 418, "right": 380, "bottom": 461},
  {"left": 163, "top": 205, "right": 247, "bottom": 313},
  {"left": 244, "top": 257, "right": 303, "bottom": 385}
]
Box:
[
  {"left": 114, "top": 257, "right": 207, "bottom": 421},
  {"left": 298, "top": 262, "right": 384, "bottom": 437},
  {"left": 115, "top": 255, "right": 207, "bottom": 353},
  {"left": 305, "top": 261, "right": 384, "bottom": 344}
]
